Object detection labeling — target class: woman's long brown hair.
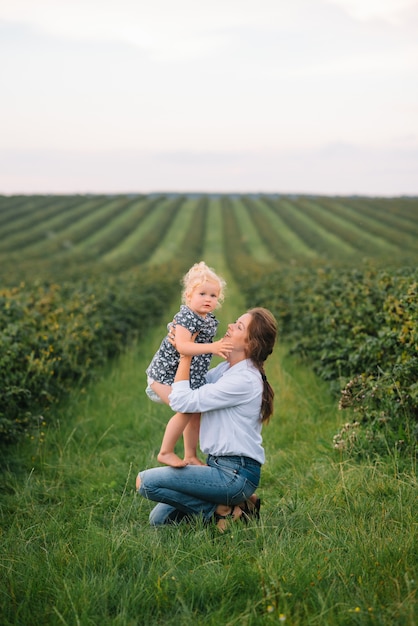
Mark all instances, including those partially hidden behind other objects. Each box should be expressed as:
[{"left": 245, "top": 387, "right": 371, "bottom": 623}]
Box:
[{"left": 246, "top": 307, "right": 277, "bottom": 423}]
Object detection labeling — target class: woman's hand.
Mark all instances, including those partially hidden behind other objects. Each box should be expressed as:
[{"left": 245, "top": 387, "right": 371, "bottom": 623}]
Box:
[
  {"left": 168, "top": 322, "right": 198, "bottom": 353},
  {"left": 167, "top": 320, "right": 177, "bottom": 346}
]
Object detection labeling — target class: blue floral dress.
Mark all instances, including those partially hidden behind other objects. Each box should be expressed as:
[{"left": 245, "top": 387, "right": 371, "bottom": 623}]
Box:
[{"left": 146, "top": 305, "right": 219, "bottom": 390}]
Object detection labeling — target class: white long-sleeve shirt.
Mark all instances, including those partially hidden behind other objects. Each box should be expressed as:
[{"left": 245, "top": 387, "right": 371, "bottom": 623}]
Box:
[{"left": 168, "top": 359, "right": 265, "bottom": 464}]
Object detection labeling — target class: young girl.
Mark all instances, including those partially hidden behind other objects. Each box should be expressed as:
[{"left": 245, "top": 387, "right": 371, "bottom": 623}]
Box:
[{"left": 146, "top": 261, "right": 233, "bottom": 468}]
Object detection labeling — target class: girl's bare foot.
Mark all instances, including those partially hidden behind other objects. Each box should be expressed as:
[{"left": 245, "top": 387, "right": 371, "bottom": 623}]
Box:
[
  {"left": 183, "top": 456, "right": 205, "bottom": 466},
  {"left": 157, "top": 451, "right": 188, "bottom": 467},
  {"left": 214, "top": 504, "right": 243, "bottom": 532},
  {"left": 136, "top": 474, "right": 141, "bottom": 490}
]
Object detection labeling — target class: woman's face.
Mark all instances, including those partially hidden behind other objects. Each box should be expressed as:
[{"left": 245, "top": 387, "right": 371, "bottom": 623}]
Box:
[{"left": 225, "top": 313, "right": 252, "bottom": 354}]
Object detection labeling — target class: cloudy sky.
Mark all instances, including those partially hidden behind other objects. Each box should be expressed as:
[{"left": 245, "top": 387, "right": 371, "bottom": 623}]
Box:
[{"left": 1, "top": 0, "right": 417, "bottom": 195}]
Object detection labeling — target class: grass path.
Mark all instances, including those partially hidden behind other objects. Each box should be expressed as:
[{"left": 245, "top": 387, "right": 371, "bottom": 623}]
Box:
[
  {"left": 230, "top": 198, "right": 277, "bottom": 264},
  {"left": 102, "top": 197, "right": 173, "bottom": 261},
  {"left": 146, "top": 198, "right": 199, "bottom": 266},
  {"left": 1, "top": 274, "right": 416, "bottom": 625}
]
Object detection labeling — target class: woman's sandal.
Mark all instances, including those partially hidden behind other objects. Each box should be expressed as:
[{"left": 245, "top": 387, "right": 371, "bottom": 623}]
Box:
[
  {"left": 214, "top": 505, "right": 242, "bottom": 532},
  {"left": 240, "top": 496, "right": 261, "bottom": 522}
]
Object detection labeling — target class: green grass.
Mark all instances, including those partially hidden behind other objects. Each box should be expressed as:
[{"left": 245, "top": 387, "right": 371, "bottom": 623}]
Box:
[
  {"left": 0, "top": 192, "right": 417, "bottom": 623},
  {"left": 73, "top": 197, "right": 146, "bottom": 254},
  {"left": 279, "top": 198, "right": 357, "bottom": 258},
  {"left": 1, "top": 194, "right": 416, "bottom": 271},
  {"left": 1, "top": 280, "right": 416, "bottom": 626},
  {"left": 319, "top": 198, "right": 418, "bottom": 252},
  {"left": 102, "top": 197, "right": 174, "bottom": 261},
  {"left": 251, "top": 198, "right": 318, "bottom": 260},
  {"left": 200, "top": 199, "right": 248, "bottom": 337},
  {"left": 203, "top": 198, "right": 226, "bottom": 264},
  {"left": 231, "top": 199, "right": 277, "bottom": 264},
  {"left": 299, "top": 198, "right": 399, "bottom": 255},
  {"left": 0, "top": 196, "right": 104, "bottom": 257},
  {"left": 146, "top": 198, "right": 199, "bottom": 266}
]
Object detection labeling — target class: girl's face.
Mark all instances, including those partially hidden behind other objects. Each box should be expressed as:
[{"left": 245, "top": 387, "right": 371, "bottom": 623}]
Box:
[
  {"left": 224, "top": 313, "right": 252, "bottom": 354},
  {"left": 187, "top": 280, "right": 220, "bottom": 316}
]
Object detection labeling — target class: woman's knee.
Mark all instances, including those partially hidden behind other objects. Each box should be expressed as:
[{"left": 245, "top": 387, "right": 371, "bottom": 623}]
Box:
[{"left": 149, "top": 503, "right": 181, "bottom": 526}]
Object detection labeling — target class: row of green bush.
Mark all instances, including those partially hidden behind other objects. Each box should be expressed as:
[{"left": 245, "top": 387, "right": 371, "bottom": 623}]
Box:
[
  {"left": 0, "top": 263, "right": 184, "bottom": 444},
  {"left": 244, "top": 263, "right": 417, "bottom": 458},
  {"left": 187, "top": 198, "right": 417, "bottom": 460},
  {"left": 0, "top": 192, "right": 211, "bottom": 448}
]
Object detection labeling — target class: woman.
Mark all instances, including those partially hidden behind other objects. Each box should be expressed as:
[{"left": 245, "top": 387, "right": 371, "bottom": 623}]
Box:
[{"left": 136, "top": 307, "right": 277, "bottom": 531}]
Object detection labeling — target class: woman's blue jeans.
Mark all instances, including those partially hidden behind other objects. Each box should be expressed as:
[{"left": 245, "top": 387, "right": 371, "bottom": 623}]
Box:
[{"left": 137, "top": 454, "right": 261, "bottom": 526}]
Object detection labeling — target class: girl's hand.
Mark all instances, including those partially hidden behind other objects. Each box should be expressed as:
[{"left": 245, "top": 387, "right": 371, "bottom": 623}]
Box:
[
  {"left": 168, "top": 322, "right": 230, "bottom": 358},
  {"left": 211, "top": 338, "right": 233, "bottom": 359}
]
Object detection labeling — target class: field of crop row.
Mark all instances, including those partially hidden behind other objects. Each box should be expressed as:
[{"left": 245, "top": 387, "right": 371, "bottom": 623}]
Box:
[
  {"left": 0, "top": 194, "right": 417, "bottom": 456},
  {"left": 0, "top": 194, "right": 417, "bottom": 282},
  {"left": 0, "top": 193, "right": 417, "bottom": 625}
]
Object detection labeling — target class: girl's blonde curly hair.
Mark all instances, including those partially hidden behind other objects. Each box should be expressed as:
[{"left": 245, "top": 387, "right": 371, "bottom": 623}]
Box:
[{"left": 181, "top": 261, "right": 226, "bottom": 308}]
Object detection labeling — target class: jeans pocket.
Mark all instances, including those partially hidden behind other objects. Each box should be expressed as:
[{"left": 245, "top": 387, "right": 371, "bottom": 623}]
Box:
[
  {"left": 231, "top": 477, "right": 259, "bottom": 503},
  {"left": 213, "top": 457, "right": 239, "bottom": 475}
]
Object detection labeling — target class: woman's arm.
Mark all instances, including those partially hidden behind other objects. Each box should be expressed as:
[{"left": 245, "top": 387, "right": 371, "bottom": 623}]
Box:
[
  {"left": 174, "top": 353, "right": 193, "bottom": 382},
  {"left": 168, "top": 328, "right": 252, "bottom": 414},
  {"left": 170, "top": 364, "right": 258, "bottom": 414}
]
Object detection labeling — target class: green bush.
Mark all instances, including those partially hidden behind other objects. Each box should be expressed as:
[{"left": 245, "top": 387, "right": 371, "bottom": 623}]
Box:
[
  {"left": 244, "top": 264, "right": 418, "bottom": 457},
  {"left": 0, "top": 264, "right": 181, "bottom": 444}
]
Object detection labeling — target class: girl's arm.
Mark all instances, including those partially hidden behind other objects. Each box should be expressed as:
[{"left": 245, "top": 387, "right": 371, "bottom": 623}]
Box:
[{"left": 174, "top": 324, "right": 232, "bottom": 360}]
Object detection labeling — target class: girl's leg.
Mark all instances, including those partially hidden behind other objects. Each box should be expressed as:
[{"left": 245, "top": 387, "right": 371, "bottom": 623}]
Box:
[
  {"left": 148, "top": 383, "right": 201, "bottom": 467},
  {"left": 158, "top": 412, "right": 191, "bottom": 467},
  {"left": 183, "top": 413, "right": 204, "bottom": 466}
]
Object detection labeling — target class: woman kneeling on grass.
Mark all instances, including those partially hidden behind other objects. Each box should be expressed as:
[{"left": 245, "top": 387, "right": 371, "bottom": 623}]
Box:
[{"left": 136, "top": 307, "right": 277, "bottom": 532}]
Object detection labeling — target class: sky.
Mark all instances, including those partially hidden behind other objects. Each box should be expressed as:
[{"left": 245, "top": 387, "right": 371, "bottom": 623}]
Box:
[{"left": 1, "top": 0, "right": 417, "bottom": 196}]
